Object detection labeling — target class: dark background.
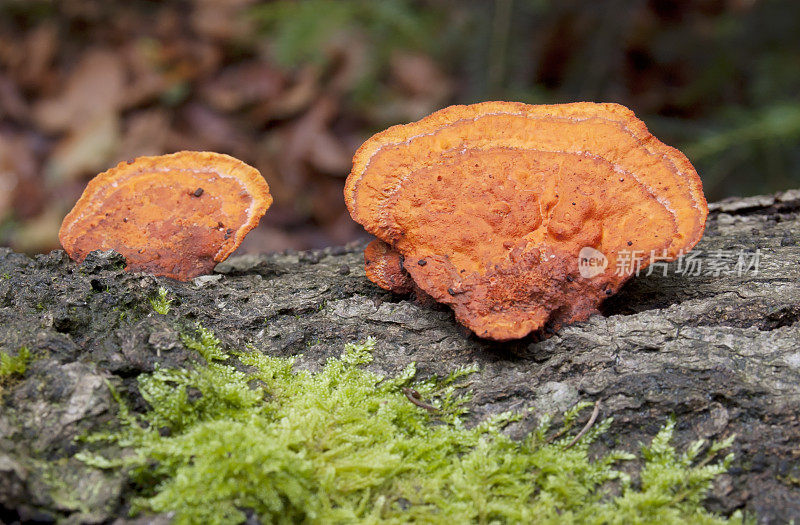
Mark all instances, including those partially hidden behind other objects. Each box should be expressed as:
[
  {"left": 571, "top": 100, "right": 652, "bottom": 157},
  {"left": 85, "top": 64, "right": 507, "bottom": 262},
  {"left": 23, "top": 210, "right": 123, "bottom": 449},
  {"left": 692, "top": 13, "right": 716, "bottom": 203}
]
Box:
[{"left": 1, "top": 0, "right": 798, "bottom": 255}]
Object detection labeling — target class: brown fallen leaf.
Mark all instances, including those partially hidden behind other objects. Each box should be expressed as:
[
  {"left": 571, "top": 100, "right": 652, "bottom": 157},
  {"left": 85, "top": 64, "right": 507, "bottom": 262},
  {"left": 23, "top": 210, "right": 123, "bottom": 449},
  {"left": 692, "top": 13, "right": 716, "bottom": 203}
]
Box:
[
  {"left": 45, "top": 113, "right": 120, "bottom": 183},
  {"left": 201, "top": 60, "right": 285, "bottom": 112},
  {"left": 115, "top": 109, "right": 170, "bottom": 162},
  {"left": 32, "top": 48, "right": 125, "bottom": 133}
]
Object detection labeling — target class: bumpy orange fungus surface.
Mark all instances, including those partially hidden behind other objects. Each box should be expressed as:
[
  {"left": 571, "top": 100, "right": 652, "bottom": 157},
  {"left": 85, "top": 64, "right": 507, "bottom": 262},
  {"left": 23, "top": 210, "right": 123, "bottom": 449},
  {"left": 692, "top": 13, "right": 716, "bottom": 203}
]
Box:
[
  {"left": 345, "top": 102, "right": 707, "bottom": 341},
  {"left": 364, "top": 239, "right": 415, "bottom": 294},
  {"left": 59, "top": 151, "right": 272, "bottom": 281}
]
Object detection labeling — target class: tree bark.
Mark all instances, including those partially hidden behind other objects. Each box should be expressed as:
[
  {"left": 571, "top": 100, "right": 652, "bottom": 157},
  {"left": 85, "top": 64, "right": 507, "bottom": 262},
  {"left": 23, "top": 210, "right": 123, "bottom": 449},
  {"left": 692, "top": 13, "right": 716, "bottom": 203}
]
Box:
[{"left": 1, "top": 189, "right": 799, "bottom": 523}]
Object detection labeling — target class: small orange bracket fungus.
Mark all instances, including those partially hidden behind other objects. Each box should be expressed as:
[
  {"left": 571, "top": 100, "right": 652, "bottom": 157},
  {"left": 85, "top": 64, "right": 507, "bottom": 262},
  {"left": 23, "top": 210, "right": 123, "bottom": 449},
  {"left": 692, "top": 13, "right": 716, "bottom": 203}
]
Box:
[
  {"left": 59, "top": 151, "right": 272, "bottom": 281},
  {"left": 364, "top": 238, "right": 416, "bottom": 294},
  {"left": 345, "top": 102, "right": 707, "bottom": 341}
]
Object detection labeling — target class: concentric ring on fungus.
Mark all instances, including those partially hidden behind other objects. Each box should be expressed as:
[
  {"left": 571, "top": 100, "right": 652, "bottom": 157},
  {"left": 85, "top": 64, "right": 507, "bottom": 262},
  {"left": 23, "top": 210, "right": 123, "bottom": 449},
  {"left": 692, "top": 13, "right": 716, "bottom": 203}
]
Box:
[
  {"left": 59, "top": 151, "right": 272, "bottom": 281},
  {"left": 344, "top": 102, "right": 708, "bottom": 341}
]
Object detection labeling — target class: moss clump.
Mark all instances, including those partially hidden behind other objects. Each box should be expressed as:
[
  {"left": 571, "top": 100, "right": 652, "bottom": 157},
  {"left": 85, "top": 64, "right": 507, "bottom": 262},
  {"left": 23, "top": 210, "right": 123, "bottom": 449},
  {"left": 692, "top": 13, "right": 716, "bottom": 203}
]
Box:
[
  {"left": 149, "top": 286, "right": 173, "bottom": 315},
  {"left": 79, "top": 333, "right": 744, "bottom": 524},
  {"left": 0, "top": 345, "right": 30, "bottom": 380},
  {"left": 0, "top": 346, "right": 30, "bottom": 398}
]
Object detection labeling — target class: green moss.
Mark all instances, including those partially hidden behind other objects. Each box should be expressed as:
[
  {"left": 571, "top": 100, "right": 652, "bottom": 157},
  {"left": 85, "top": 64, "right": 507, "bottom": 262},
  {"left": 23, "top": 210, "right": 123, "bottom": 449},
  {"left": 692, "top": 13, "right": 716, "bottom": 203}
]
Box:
[
  {"left": 0, "top": 346, "right": 30, "bottom": 379},
  {"left": 150, "top": 286, "right": 173, "bottom": 315},
  {"left": 180, "top": 324, "right": 227, "bottom": 362},
  {"left": 79, "top": 334, "right": 746, "bottom": 525},
  {"left": 0, "top": 346, "right": 31, "bottom": 398}
]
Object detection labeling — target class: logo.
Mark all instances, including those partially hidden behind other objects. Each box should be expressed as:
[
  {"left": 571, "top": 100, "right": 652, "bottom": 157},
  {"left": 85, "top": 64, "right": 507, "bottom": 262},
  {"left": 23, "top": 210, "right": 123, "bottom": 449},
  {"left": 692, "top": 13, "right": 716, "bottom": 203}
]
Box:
[{"left": 578, "top": 247, "right": 607, "bottom": 278}]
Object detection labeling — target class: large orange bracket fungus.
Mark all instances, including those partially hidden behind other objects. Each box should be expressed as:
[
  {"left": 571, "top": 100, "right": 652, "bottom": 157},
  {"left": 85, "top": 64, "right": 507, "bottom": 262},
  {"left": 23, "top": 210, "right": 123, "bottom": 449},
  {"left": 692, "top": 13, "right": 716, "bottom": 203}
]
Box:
[
  {"left": 59, "top": 151, "right": 272, "bottom": 281},
  {"left": 345, "top": 102, "right": 708, "bottom": 341}
]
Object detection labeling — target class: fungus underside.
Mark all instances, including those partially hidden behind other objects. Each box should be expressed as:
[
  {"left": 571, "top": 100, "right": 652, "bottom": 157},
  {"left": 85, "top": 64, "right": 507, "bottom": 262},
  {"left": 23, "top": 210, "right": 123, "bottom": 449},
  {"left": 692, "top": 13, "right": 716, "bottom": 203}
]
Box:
[{"left": 78, "top": 328, "right": 745, "bottom": 524}]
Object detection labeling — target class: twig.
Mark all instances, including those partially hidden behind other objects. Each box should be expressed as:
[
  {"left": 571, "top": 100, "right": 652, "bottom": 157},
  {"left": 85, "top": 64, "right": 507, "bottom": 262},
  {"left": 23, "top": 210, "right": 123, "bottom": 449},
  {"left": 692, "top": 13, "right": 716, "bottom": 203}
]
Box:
[
  {"left": 402, "top": 387, "right": 439, "bottom": 413},
  {"left": 564, "top": 400, "right": 601, "bottom": 450},
  {"left": 546, "top": 426, "right": 569, "bottom": 444}
]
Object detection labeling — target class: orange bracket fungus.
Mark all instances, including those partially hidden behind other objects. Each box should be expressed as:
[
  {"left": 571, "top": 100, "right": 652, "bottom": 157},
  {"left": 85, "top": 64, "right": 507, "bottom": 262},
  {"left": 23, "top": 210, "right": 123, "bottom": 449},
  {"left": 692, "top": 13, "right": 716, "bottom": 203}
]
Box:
[
  {"left": 345, "top": 102, "right": 707, "bottom": 341},
  {"left": 59, "top": 151, "right": 272, "bottom": 281}
]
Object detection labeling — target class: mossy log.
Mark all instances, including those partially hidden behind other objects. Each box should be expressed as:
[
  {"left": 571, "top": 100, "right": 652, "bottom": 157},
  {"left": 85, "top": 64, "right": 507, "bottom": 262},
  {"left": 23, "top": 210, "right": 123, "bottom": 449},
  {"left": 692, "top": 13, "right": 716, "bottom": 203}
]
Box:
[{"left": 1, "top": 189, "right": 799, "bottom": 523}]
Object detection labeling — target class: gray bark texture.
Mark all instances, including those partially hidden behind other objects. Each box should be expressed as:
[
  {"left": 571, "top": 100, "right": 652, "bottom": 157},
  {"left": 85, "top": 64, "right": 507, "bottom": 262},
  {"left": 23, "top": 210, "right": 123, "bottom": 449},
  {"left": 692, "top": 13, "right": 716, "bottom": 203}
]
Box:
[{"left": 1, "top": 189, "right": 800, "bottom": 524}]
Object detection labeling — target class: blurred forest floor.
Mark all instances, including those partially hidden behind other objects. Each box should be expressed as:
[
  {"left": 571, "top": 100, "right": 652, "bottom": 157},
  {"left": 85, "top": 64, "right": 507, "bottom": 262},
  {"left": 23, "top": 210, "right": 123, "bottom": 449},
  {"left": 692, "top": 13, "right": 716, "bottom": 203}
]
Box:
[{"left": 1, "top": 0, "right": 799, "bottom": 255}]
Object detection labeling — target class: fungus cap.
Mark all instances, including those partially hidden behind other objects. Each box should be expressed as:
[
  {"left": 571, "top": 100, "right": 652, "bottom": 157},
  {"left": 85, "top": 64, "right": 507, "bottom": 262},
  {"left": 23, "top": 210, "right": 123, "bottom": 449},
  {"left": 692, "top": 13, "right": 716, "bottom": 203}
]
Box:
[
  {"left": 59, "top": 151, "right": 272, "bottom": 281},
  {"left": 345, "top": 102, "right": 707, "bottom": 341}
]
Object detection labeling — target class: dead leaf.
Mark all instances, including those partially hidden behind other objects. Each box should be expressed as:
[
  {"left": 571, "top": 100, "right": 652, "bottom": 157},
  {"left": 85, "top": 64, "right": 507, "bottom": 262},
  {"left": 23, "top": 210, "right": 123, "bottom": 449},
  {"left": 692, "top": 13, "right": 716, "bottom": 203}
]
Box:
[
  {"left": 120, "top": 40, "right": 172, "bottom": 108},
  {"left": 166, "top": 103, "right": 252, "bottom": 159},
  {"left": 45, "top": 113, "right": 120, "bottom": 183},
  {"left": 201, "top": 60, "right": 285, "bottom": 112},
  {"left": 253, "top": 65, "right": 321, "bottom": 121},
  {"left": 308, "top": 129, "right": 351, "bottom": 174},
  {"left": 0, "top": 131, "right": 43, "bottom": 220},
  {"left": 33, "top": 48, "right": 125, "bottom": 133},
  {"left": 10, "top": 206, "right": 64, "bottom": 254},
  {"left": 191, "top": 0, "right": 258, "bottom": 41},
  {"left": 0, "top": 74, "right": 29, "bottom": 121},
  {"left": 391, "top": 51, "right": 451, "bottom": 99},
  {"left": 115, "top": 109, "right": 169, "bottom": 162},
  {"left": 18, "top": 23, "right": 59, "bottom": 89}
]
